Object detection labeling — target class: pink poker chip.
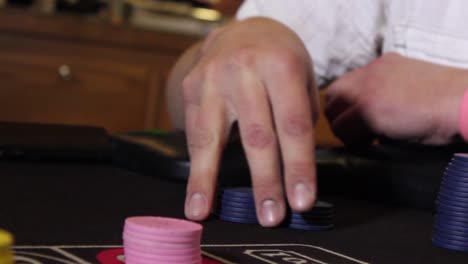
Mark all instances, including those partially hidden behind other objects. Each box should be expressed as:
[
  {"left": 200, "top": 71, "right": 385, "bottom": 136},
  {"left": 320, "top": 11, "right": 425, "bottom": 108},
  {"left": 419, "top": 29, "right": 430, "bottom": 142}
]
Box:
[
  {"left": 124, "top": 240, "right": 201, "bottom": 255},
  {"left": 124, "top": 248, "right": 201, "bottom": 263},
  {"left": 123, "top": 216, "right": 203, "bottom": 264},
  {"left": 124, "top": 253, "right": 201, "bottom": 264},
  {"left": 125, "top": 216, "right": 202, "bottom": 237},
  {"left": 123, "top": 229, "right": 201, "bottom": 244},
  {"left": 122, "top": 233, "right": 197, "bottom": 249}
]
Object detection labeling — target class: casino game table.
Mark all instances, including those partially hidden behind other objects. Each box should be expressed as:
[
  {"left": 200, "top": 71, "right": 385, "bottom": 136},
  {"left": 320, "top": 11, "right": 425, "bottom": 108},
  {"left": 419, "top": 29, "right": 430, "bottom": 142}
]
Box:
[{"left": 0, "top": 123, "right": 468, "bottom": 264}]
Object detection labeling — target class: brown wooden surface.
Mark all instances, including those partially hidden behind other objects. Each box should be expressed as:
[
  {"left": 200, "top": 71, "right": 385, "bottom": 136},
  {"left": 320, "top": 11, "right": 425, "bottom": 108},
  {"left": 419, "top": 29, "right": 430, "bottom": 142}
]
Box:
[
  {"left": 0, "top": 8, "right": 199, "bottom": 133},
  {"left": 0, "top": 8, "right": 198, "bottom": 53}
]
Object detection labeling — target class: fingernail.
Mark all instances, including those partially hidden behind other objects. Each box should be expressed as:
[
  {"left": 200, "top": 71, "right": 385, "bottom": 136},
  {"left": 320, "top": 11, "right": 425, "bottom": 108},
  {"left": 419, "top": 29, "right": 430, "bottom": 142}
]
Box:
[
  {"left": 188, "top": 192, "right": 206, "bottom": 219},
  {"left": 294, "top": 182, "right": 313, "bottom": 210},
  {"left": 260, "top": 199, "right": 280, "bottom": 226}
]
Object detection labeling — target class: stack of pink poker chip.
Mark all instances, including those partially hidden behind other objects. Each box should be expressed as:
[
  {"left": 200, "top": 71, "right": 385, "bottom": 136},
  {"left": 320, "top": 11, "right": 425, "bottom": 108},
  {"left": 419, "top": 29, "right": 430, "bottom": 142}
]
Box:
[{"left": 123, "top": 216, "right": 203, "bottom": 264}]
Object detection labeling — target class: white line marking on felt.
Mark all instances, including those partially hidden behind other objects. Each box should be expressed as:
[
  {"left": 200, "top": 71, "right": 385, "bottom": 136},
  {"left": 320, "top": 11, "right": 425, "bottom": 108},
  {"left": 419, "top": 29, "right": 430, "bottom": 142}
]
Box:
[
  {"left": 13, "top": 255, "right": 43, "bottom": 264},
  {"left": 13, "top": 251, "right": 78, "bottom": 264},
  {"left": 51, "top": 247, "right": 93, "bottom": 264},
  {"left": 13, "top": 243, "right": 369, "bottom": 264},
  {"left": 201, "top": 244, "right": 368, "bottom": 264},
  {"left": 244, "top": 249, "right": 327, "bottom": 264}
]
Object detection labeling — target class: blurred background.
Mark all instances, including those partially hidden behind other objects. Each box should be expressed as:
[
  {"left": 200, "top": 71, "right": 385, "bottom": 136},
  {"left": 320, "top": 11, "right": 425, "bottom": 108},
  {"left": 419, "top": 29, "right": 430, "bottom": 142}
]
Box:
[{"left": 0, "top": 0, "right": 340, "bottom": 146}]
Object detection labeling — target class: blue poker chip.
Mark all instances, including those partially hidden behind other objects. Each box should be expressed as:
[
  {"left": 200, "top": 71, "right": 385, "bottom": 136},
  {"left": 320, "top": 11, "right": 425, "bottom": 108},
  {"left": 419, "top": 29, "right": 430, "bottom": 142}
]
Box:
[
  {"left": 215, "top": 211, "right": 256, "bottom": 219},
  {"left": 290, "top": 213, "right": 333, "bottom": 222},
  {"left": 450, "top": 157, "right": 468, "bottom": 166},
  {"left": 436, "top": 196, "right": 468, "bottom": 212},
  {"left": 219, "top": 199, "right": 256, "bottom": 208},
  {"left": 436, "top": 206, "right": 468, "bottom": 219},
  {"left": 435, "top": 217, "right": 468, "bottom": 230},
  {"left": 441, "top": 177, "right": 468, "bottom": 189},
  {"left": 452, "top": 153, "right": 468, "bottom": 163},
  {"left": 438, "top": 185, "right": 468, "bottom": 198},
  {"left": 285, "top": 214, "right": 333, "bottom": 225},
  {"left": 288, "top": 201, "right": 334, "bottom": 214},
  {"left": 434, "top": 219, "right": 468, "bottom": 233},
  {"left": 440, "top": 181, "right": 468, "bottom": 196},
  {"left": 290, "top": 209, "right": 334, "bottom": 216},
  {"left": 216, "top": 211, "right": 258, "bottom": 221},
  {"left": 446, "top": 163, "right": 468, "bottom": 175},
  {"left": 446, "top": 164, "right": 468, "bottom": 174},
  {"left": 433, "top": 219, "right": 468, "bottom": 232},
  {"left": 449, "top": 158, "right": 468, "bottom": 166},
  {"left": 438, "top": 191, "right": 468, "bottom": 203},
  {"left": 434, "top": 225, "right": 468, "bottom": 239},
  {"left": 442, "top": 170, "right": 468, "bottom": 187},
  {"left": 215, "top": 203, "right": 257, "bottom": 213},
  {"left": 436, "top": 195, "right": 468, "bottom": 209},
  {"left": 432, "top": 237, "right": 468, "bottom": 253},
  {"left": 435, "top": 212, "right": 468, "bottom": 224},
  {"left": 219, "top": 214, "right": 259, "bottom": 224},
  {"left": 443, "top": 170, "right": 468, "bottom": 184},
  {"left": 218, "top": 197, "right": 255, "bottom": 204},
  {"left": 287, "top": 223, "right": 333, "bottom": 231},
  {"left": 221, "top": 187, "right": 254, "bottom": 198},
  {"left": 290, "top": 212, "right": 333, "bottom": 220},
  {"left": 436, "top": 198, "right": 468, "bottom": 210},
  {"left": 433, "top": 234, "right": 468, "bottom": 247},
  {"left": 433, "top": 230, "right": 468, "bottom": 243}
]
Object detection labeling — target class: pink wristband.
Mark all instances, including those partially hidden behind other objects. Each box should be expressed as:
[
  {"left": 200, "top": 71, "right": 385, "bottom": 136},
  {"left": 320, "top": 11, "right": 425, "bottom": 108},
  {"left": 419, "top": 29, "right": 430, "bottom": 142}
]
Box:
[{"left": 459, "top": 88, "right": 468, "bottom": 141}]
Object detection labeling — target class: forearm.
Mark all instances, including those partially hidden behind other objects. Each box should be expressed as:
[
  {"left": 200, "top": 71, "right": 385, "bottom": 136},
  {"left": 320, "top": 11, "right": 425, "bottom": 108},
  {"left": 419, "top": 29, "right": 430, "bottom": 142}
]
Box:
[{"left": 166, "top": 42, "right": 203, "bottom": 130}]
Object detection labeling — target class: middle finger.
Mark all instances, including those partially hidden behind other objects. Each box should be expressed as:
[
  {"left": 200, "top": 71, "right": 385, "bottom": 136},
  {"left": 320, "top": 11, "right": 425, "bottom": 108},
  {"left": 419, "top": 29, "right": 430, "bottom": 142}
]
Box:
[{"left": 230, "top": 68, "right": 286, "bottom": 227}]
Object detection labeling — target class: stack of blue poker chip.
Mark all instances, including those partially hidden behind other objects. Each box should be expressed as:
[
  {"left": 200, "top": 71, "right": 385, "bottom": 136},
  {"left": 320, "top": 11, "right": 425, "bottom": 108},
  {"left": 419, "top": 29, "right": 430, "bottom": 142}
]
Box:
[
  {"left": 215, "top": 187, "right": 258, "bottom": 224},
  {"left": 215, "top": 187, "right": 333, "bottom": 230},
  {"left": 433, "top": 153, "right": 468, "bottom": 252},
  {"left": 284, "top": 201, "right": 334, "bottom": 231}
]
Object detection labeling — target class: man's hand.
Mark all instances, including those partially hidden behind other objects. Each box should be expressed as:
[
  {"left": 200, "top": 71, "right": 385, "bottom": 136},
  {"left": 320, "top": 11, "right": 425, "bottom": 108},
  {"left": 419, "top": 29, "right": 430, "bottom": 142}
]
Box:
[
  {"left": 326, "top": 53, "right": 468, "bottom": 145},
  {"left": 180, "top": 18, "right": 319, "bottom": 227}
]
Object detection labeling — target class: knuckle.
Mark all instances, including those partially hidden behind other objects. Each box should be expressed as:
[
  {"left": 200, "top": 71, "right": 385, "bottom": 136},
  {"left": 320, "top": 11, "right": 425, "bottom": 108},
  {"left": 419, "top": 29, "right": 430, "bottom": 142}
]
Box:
[
  {"left": 244, "top": 123, "right": 275, "bottom": 149},
  {"left": 203, "top": 59, "right": 221, "bottom": 76},
  {"left": 187, "top": 128, "right": 216, "bottom": 151},
  {"left": 202, "top": 57, "right": 236, "bottom": 85},
  {"left": 252, "top": 178, "right": 282, "bottom": 197},
  {"left": 282, "top": 114, "right": 312, "bottom": 137},
  {"left": 230, "top": 46, "right": 257, "bottom": 67},
  {"left": 252, "top": 180, "right": 271, "bottom": 190},
  {"left": 268, "top": 50, "right": 302, "bottom": 74},
  {"left": 286, "top": 161, "right": 314, "bottom": 180}
]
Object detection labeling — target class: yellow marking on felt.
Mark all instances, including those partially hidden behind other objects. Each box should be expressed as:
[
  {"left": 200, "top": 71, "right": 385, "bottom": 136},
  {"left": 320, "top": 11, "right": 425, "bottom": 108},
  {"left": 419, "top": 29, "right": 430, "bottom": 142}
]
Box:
[{"left": 0, "top": 229, "right": 14, "bottom": 264}]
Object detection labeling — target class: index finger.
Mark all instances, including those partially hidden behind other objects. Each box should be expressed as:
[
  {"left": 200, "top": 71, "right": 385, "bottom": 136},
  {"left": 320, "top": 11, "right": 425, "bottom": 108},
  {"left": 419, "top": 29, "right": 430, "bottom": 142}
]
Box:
[{"left": 184, "top": 78, "right": 230, "bottom": 221}]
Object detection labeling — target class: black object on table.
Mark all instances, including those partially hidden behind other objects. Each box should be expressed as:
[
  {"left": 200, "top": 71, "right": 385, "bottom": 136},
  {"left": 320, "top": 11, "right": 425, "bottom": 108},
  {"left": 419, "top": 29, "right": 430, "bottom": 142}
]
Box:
[{"left": 110, "top": 130, "right": 468, "bottom": 210}]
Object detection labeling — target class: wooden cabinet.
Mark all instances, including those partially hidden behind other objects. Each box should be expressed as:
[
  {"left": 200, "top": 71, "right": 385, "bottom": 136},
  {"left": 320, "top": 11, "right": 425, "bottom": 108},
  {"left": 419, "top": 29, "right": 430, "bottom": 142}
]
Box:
[{"left": 0, "top": 9, "right": 199, "bottom": 133}]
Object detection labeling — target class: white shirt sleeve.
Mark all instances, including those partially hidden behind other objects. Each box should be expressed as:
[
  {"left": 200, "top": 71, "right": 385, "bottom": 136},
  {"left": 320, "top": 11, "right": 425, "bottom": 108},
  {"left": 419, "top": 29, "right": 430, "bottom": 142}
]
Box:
[
  {"left": 236, "top": 0, "right": 385, "bottom": 87},
  {"left": 383, "top": 0, "right": 468, "bottom": 70}
]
